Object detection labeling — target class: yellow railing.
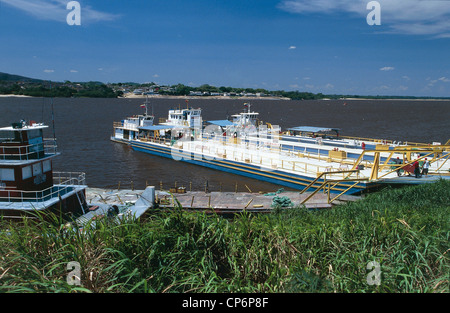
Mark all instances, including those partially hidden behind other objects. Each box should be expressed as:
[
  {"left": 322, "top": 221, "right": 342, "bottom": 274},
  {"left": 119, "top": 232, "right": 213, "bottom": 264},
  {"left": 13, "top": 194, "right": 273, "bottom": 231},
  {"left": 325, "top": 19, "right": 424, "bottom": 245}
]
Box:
[
  {"left": 299, "top": 169, "right": 368, "bottom": 205},
  {"left": 350, "top": 144, "right": 450, "bottom": 179}
]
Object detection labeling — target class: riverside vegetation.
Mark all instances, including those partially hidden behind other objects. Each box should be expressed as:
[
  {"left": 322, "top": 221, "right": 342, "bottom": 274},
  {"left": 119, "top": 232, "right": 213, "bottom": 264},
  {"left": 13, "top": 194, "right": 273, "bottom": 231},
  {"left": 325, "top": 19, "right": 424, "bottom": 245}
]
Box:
[{"left": 0, "top": 180, "right": 448, "bottom": 293}]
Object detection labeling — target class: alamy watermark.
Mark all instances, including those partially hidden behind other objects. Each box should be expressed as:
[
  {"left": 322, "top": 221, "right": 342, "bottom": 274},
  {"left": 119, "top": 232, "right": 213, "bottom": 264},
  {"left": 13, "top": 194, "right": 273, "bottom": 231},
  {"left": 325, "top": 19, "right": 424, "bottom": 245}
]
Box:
[
  {"left": 67, "top": 261, "right": 81, "bottom": 286},
  {"left": 59, "top": 1, "right": 382, "bottom": 27},
  {"left": 66, "top": 1, "right": 81, "bottom": 26},
  {"left": 366, "top": 261, "right": 382, "bottom": 286},
  {"left": 367, "top": 1, "right": 381, "bottom": 26}
]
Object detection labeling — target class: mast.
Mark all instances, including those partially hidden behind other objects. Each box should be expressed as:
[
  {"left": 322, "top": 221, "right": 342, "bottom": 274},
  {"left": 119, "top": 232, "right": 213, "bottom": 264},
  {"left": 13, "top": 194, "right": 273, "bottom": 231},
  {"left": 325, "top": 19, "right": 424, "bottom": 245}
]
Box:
[
  {"left": 50, "top": 82, "right": 56, "bottom": 140},
  {"left": 144, "top": 95, "right": 148, "bottom": 116}
]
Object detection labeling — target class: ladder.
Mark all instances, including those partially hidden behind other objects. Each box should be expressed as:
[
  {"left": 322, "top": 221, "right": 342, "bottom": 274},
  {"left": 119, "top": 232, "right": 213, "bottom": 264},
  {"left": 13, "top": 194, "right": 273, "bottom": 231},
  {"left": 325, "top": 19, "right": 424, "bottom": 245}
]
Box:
[{"left": 75, "top": 190, "right": 88, "bottom": 215}]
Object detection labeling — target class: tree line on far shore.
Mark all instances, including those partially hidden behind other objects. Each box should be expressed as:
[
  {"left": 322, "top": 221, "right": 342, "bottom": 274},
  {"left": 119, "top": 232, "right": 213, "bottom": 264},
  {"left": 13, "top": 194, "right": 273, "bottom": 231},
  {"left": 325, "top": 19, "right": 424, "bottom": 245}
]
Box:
[{"left": 0, "top": 81, "right": 123, "bottom": 98}]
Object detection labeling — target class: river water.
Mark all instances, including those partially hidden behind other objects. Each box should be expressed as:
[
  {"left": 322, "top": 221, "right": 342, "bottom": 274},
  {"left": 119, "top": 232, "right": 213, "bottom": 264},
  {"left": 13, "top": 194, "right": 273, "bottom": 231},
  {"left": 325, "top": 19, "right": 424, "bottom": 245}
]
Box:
[{"left": 1, "top": 97, "right": 448, "bottom": 192}]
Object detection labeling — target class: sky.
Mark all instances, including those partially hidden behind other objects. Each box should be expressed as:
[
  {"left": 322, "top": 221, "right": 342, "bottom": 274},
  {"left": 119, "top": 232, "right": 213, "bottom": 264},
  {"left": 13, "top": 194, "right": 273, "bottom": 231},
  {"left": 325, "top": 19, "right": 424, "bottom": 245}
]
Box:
[{"left": 0, "top": 0, "right": 449, "bottom": 97}]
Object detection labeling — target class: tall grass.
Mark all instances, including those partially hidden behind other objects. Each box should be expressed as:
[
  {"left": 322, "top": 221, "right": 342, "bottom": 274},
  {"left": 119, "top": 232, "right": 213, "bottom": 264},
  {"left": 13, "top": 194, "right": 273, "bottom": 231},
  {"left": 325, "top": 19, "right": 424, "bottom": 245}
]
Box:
[{"left": 0, "top": 179, "right": 448, "bottom": 293}]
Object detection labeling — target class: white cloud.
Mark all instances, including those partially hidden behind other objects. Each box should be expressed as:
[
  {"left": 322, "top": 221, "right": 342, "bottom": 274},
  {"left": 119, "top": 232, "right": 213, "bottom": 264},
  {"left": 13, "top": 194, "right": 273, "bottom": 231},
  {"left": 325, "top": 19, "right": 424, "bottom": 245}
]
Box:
[
  {"left": 380, "top": 66, "right": 395, "bottom": 71},
  {"left": 0, "top": 0, "right": 119, "bottom": 23},
  {"left": 288, "top": 46, "right": 296, "bottom": 49},
  {"left": 153, "top": 74, "right": 159, "bottom": 78},
  {"left": 43, "top": 69, "right": 54, "bottom": 73},
  {"left": 70, "top": 69, "right": 78, "bottom": 73},
  {"left": 278, "top": 0, "right": 450, "bottom": 38},
  {"left": 427, "top": 76, "right": 450, "bottom": 87}
]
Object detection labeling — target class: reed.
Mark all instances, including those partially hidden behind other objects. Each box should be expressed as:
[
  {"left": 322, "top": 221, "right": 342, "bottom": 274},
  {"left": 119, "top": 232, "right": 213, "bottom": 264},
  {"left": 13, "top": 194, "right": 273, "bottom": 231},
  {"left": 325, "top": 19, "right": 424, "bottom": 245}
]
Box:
[{"left": 0, "top": 179, "right": 448, "bottom": 293}]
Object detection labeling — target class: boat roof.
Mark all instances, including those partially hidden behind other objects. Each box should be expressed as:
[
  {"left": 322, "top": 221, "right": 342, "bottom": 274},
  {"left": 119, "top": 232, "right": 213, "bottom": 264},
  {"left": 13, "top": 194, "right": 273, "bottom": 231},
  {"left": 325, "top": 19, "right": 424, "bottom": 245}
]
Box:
[
  {"left": 207, "top": 120, "right": 234, "bottom": 127},
  {"left": 287, "top": 126, "right": 340, "bottom": 133},
  {"left": 0, "top": 124, "right": 48, "bottom": 131}
]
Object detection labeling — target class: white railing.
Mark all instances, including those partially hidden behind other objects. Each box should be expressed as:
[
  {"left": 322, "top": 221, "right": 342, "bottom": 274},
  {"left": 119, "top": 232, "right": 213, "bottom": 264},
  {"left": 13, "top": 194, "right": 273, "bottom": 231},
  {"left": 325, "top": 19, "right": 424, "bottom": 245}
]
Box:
[
  {"left": 0, "top": 139, "right": 58, "bottom": 161},
  {"left": 0, "top": 172, "right": 85, "bottom": 203}
]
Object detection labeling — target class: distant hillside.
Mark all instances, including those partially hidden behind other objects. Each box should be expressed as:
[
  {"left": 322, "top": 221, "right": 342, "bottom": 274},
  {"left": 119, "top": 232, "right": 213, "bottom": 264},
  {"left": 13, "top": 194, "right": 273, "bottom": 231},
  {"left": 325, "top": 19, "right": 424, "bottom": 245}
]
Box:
[
  {"left": 0, "top": 72, "right": 46, "bottom": 83},
  {"left": 0, "top": 72, "right": 122, "bottom": 98}
]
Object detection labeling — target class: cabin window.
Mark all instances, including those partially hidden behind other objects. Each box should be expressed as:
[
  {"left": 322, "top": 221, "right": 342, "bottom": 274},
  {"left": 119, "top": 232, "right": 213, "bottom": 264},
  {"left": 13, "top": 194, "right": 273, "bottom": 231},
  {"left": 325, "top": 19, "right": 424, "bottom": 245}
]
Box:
[
  {"left": 33, "top": 163, "right": 42, "bottom": 176},
  {"left": 27, "top": 129, "right": 42, "bottom": 140},
  {"left": 22, "top": 166, "right": 32, "bottom": 180},
  {"left": 0, "top": 130, "right": 22, "bottom": 143},
  {"left": 0, "top": 130, "right": 15, "bottom": 142},
  {"left": 43, "top": 160, "right": 51, "bottom": 173},
  {"left": 0, "top": 168, "right": 15, "bottom": 181}
]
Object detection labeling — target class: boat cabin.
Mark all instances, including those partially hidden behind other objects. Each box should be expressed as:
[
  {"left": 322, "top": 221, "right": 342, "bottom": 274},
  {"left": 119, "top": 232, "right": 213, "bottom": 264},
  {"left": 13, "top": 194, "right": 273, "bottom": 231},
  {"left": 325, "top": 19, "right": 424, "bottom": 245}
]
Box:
[
  {"left": 231, "top": 112, "right": 259, "bottom": 126},
  {"left": 286, "top": 126, "right": 341, "bottom": 139},
  {"left": 0, "top": 122, "right": 57, "bottom": 193},
  {"left": 162, "top": 108, "right": 202, "bottom": 128},
  {"left": 0, "top": 121, "right": 87, "bottom": 219}
]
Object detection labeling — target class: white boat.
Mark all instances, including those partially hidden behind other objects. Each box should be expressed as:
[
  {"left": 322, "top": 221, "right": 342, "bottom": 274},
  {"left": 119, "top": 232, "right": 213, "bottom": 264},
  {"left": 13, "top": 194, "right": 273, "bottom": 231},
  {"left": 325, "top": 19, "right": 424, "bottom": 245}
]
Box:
[
  {"left": 111, "top": 103, "right": 450, "bottom": 197},
  {"left": 111, "top": 97, "right": 155, "bottom": 144}
]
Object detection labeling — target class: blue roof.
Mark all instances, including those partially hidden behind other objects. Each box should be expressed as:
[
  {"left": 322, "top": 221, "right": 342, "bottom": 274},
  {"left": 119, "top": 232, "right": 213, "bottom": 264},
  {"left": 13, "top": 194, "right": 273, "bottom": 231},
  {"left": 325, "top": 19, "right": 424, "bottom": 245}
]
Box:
[
  {"left": 207, "top": 120, "right": 234, "bottom": 127},
  {"left": 138, "top": 125, "right": 177, "bottom": 131},
  {"left": 287, "top": 126, "right": 340, "bottom": 133}
]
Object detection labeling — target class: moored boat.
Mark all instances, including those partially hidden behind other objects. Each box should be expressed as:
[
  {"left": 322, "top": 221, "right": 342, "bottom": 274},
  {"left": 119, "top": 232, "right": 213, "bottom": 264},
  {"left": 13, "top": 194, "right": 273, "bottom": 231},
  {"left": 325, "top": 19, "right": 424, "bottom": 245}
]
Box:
[
  {"left": 0, "top": 120, "right": 88, "bottom": 220},
  {"left": 111, "top": 103, "right": 450, "bottom": 196}
]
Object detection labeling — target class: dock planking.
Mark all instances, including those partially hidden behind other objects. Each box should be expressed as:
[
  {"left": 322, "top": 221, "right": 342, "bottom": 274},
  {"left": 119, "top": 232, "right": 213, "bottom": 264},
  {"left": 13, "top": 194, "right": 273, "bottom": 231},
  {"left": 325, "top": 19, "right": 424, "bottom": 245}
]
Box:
[{"left": 155, "top": 190, "right": 361, "bottom": 214}]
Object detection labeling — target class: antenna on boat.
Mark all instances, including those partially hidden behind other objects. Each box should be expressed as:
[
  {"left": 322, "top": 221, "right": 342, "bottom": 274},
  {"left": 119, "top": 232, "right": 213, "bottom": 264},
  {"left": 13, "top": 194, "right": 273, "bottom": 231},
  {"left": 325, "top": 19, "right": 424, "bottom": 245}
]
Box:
[
  {"left": 144, "top": 95, "right": 149, "bottom": 116},
  {"left": 50, "top": 81, "right": 56, "bottom": 140}
]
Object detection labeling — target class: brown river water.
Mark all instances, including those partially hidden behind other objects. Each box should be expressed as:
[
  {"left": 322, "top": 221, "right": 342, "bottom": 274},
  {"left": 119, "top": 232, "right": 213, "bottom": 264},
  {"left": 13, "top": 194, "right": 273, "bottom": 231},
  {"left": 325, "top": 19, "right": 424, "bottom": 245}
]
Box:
[{"left": 1, "top": 97, "right": 448, "bottom": 192}]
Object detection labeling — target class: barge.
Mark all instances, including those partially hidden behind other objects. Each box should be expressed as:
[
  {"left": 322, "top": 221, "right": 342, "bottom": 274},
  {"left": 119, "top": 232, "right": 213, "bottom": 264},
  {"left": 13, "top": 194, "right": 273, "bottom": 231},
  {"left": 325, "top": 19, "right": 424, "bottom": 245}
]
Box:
[{"left": 111, "top": 103, "right": 450, "bottom": 197}]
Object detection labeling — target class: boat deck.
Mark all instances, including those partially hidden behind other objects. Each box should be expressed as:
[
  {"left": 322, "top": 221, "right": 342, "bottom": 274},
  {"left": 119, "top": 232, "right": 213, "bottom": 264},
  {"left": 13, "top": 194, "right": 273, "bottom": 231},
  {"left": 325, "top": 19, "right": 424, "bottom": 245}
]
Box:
[
  {"left": 0, "top": 185, "right": 87, "bottom": 211},
  {"left": 378, "top": 174, "right": 450, "bottom": 185},
  {"left": 179, "top": 138, "right": 381, "bottom": 180}
]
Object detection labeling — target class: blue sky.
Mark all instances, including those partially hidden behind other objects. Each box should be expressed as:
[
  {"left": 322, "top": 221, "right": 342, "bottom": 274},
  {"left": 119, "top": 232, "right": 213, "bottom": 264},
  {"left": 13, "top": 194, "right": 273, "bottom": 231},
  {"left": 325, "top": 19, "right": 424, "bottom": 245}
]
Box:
[{"left": 0, "top": 0, "right": 449, "bottom": 97}]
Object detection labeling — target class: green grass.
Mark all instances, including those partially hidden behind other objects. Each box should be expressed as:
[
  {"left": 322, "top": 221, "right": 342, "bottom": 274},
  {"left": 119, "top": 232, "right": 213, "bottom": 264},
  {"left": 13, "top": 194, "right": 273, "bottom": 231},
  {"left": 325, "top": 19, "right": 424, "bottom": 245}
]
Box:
[{"left": 0, "top": 179, "right": 449, "bottom": 293}]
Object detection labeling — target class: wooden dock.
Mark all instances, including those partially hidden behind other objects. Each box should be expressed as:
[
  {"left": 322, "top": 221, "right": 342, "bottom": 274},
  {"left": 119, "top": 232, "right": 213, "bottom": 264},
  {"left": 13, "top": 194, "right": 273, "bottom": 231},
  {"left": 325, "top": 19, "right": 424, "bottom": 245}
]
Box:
[
  {"left": 155, "top": 190, "right": 360, "bottom": 214},
  {"left": 85, "top": 187, "right": 361, "bottom": 216}
]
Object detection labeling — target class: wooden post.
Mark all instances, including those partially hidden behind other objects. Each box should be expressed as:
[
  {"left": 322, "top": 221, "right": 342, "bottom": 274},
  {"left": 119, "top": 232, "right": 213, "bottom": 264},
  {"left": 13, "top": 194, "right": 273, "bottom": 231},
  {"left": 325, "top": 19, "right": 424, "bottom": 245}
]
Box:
[{"left": 117, "top": 181, "right": 121, "bottom": 190}]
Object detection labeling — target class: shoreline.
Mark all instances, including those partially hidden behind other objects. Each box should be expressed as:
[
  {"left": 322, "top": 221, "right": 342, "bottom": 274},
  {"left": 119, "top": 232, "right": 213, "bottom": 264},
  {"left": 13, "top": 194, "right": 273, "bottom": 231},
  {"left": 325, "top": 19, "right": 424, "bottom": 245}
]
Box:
[
  {"left": 122, "top": 93, "right": 291, "bottom": 100},
  {"left": 1, "top": 93, "right": 449, "bottom": 101},
  {"left": 0, "top": 94, "right": 34, "bottom": 98}
]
